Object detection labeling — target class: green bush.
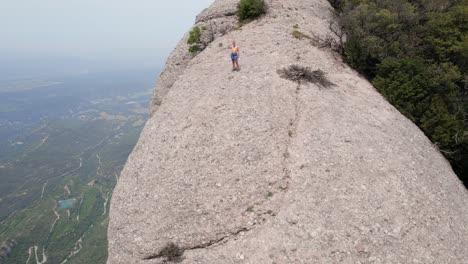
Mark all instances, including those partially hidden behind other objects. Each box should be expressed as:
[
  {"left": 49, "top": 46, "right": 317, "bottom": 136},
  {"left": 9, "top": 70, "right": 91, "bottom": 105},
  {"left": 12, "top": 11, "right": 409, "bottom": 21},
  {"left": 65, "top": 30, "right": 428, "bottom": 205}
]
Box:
[
  {"left": 237, "top": 0, "right": 266, "bottom": 22},
  {"left": 327, "top": 0, "right": 345, "bottom": 9},
  {"left": 187, "top": 26, "right": 202, "bottom": 54}
]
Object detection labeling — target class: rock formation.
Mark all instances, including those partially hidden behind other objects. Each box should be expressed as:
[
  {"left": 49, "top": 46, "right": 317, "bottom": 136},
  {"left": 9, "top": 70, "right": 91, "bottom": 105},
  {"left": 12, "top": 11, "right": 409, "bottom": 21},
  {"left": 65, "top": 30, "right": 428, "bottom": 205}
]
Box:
[{"left": 107, "top": 0, "right": 468, "bottom": 263}]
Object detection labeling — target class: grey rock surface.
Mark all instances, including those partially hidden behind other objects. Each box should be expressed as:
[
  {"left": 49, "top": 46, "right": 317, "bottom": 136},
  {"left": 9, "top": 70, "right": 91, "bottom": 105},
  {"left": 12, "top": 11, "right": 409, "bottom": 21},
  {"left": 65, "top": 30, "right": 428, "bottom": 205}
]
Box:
[{"left": 108, "top": 0, "right": 468, "bottom": 263}]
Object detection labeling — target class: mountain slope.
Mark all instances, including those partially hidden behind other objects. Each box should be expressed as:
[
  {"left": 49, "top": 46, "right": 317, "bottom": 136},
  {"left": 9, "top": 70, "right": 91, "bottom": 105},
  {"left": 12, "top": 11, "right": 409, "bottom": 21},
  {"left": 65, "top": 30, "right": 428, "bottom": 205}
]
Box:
[{"left": 107, "top": 0, "right": 468, "bottom": 263}]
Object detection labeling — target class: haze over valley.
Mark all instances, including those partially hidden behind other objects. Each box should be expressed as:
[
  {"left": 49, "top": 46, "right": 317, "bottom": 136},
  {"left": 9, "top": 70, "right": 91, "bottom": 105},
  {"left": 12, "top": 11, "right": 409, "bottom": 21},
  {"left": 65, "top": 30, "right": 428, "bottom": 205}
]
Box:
[
  {"left": 0, "top": 1, "right": 213, "bottom": 262},
  {"left": 0, "top": 67, "right": 157, "bottom": 263}
]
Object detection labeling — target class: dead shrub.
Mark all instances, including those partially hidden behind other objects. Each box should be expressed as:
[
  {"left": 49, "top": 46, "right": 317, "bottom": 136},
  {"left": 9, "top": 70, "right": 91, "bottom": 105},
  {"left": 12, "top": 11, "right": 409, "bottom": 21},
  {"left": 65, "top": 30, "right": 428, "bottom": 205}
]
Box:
[
  {"left": 292, "top": 30, "right": 312, "bottom": 40},
  {"left": 144, "top": 242, "right": 184, "bottom": 263},
  {"left": 278, "top": 65, "right": 335, "bottom": 88}
]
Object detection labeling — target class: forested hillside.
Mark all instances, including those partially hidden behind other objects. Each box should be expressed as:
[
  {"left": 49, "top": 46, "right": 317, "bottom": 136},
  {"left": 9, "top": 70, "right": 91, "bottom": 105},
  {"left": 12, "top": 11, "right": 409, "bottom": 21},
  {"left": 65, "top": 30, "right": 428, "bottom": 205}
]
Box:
[{"left": 329, "top": 0, "right": 467, "bottom": 185}]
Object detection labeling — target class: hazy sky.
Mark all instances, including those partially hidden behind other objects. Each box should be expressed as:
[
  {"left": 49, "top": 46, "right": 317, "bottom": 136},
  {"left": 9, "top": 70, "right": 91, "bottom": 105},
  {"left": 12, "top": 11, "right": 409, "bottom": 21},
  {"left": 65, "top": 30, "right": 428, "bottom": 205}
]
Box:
[{"left": 0, "top": 0, "right": 214, "bottom": 67}]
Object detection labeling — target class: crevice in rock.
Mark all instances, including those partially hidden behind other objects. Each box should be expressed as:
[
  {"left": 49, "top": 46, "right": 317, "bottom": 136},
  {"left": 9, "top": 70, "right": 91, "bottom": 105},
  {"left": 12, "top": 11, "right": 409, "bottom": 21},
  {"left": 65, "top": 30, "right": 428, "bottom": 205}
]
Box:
[
  {"left": 280, "top": 82, "right": 302, "bottom": 189},
  {"left": 185, "top": 227, "right": 251, "bottom": 251},
  {"left": 265, "top": 79, "right": 303, "bottom": 197},
  {"left": 218, "top": 83, "right": 305, "bottom": 241},
  {"left": 237, "top": 82, "right": 304, "bottom": 232},
  {"left": 143, "top": 242, "right": 184, "bottom": 262},
  {"left": 142, "top": 227, "right": 253, "bottom": 261}
]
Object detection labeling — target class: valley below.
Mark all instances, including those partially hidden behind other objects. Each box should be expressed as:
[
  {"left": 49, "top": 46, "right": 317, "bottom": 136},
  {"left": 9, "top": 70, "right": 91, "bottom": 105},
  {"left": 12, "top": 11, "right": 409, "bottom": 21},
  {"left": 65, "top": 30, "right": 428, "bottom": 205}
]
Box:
[{"left": 0, "top": 68, "right": 157, "bottom": 263}]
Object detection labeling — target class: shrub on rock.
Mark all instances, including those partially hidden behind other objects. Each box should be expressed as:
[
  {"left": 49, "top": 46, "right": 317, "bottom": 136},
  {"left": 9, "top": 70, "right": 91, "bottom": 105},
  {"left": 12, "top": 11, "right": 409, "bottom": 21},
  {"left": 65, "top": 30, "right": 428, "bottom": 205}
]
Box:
[
  {"left": 187, "top": 26, "right": 203, "bottom": 54},
  {"left": 237, "top": 0, "right": 266, "bottom": 22}
]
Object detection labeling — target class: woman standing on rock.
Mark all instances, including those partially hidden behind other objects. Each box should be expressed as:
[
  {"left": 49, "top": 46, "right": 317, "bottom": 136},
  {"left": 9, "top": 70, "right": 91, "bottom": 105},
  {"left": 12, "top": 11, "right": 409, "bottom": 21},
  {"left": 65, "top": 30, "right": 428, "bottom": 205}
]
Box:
[{"left": 229, "top": 41, "right": 240, "bottom": 71}]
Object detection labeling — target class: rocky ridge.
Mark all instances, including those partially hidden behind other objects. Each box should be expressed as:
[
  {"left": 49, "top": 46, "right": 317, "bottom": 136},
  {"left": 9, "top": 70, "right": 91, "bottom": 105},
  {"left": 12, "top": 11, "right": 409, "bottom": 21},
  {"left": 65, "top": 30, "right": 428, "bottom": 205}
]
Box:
[{"left": 108, "top": 0, "right": 468, "bottom": 263}]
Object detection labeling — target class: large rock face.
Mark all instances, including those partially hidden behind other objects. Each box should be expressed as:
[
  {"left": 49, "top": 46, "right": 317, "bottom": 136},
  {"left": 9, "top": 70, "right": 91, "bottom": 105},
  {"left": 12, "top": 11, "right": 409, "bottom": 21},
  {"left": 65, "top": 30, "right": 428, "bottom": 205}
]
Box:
[{"left": 107, "top": 0, "right": 468, "bottom": 263}]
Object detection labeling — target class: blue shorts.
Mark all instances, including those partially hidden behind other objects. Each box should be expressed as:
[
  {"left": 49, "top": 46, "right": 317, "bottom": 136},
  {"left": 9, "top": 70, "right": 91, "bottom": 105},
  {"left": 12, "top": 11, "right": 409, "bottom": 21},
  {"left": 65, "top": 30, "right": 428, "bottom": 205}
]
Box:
[{"left": 231, "top": 53, "right": 238, "bottom": 61}]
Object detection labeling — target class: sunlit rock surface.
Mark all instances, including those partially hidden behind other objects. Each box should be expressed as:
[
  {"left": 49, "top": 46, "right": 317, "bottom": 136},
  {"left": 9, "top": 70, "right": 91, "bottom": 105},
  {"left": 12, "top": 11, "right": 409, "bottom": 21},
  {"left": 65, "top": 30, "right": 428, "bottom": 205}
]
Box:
[{"left": 108, "top": 0, "right": 468, "bottom": 263}]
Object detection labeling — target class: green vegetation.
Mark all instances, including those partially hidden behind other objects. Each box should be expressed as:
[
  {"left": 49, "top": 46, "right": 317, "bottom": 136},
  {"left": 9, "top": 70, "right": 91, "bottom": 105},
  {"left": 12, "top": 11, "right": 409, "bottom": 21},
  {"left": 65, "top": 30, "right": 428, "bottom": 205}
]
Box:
[
  {"left": 0, "top": 118, "right": 144, "bottom": 263},
  {"left": 0, "top": 70, "right": 152, "bottom": 263},
  {"left": 330, "top": 0, "right": 468, "bottom": 184},
  {"left": 187, "top": 23, "right": 223, "bottom": 54},
  {"left": 187, "top": 26, "right": 203, "bottom": 54},
  {"left": 237, "top": 0, "right": 266, "bottom": 22}
]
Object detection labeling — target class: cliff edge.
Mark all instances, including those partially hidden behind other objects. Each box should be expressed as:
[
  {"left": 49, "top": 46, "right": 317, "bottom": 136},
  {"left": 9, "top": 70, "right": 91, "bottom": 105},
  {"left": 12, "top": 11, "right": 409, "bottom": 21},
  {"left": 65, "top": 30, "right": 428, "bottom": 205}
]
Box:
[{"left": 107, "top": 0, "right": 468, "bottom": 263}]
